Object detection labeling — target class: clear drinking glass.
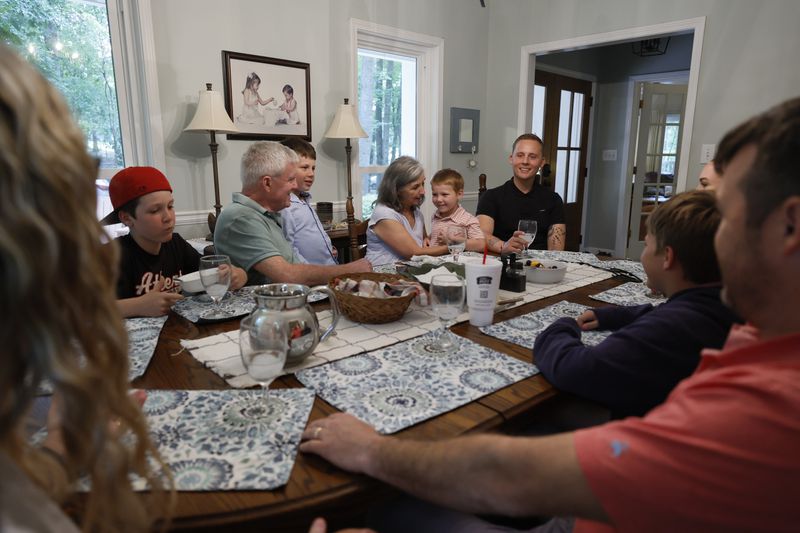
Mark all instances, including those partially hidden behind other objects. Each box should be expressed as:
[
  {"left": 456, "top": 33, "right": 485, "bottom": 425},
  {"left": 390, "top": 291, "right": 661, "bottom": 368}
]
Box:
[
  {"left": 445, "top": 226, "right": 467, "bottom": 262},
  {"left": 239, "top": 314, "right": 288, "bottom": 408},
  {"left": 199, "top": 254, "right": 232, "bottom": 319},
  {"left": 517, "top": 219, "right": 538, "bottom": 254},
  {"left": 430, "top": 273, "right": 466, "bottom": 350}
]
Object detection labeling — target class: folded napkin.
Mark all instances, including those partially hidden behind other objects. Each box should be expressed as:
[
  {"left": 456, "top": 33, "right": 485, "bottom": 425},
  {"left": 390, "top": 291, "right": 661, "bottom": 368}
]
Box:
[
  {"left": 412, "top": 265, "right": 456, "bottom": 285},
  {"left": 409, "top": 254, "right": 444, "bottom": 264},
  {"left": 333, "top": 277, "right": 428, "bottom": 306}
]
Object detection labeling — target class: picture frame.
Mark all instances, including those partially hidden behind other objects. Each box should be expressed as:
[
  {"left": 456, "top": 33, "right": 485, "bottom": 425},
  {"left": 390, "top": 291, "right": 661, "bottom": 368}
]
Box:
[{"left": 221, "top": 50, "right": 311, "bottom": 141}]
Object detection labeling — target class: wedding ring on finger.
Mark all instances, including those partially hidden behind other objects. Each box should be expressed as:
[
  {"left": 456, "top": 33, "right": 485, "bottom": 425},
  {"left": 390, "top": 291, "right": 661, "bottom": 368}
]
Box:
[{"left": 313, "top": 426, "right": 323, "bottom": 439}]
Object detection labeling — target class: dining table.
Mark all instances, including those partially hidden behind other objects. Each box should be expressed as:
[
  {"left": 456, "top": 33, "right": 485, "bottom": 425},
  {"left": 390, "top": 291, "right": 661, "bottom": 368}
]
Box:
[{"left": 131, "top": 271, "right": 626, "bottom": 532}]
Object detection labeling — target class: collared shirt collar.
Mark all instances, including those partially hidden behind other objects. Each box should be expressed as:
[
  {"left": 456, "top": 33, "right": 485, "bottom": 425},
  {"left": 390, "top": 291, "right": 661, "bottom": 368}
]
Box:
[
  {"left": 232, "top": 192, "right": 282, "bottom": 225},
  {"left": 289, "top": 191, "right": 313, "bottom": 205}
]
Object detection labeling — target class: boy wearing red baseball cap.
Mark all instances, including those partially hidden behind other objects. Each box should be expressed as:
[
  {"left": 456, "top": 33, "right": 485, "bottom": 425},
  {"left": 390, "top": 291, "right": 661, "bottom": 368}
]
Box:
[{"left": 105, "top": 166, "right": 246, "bottom": 317}]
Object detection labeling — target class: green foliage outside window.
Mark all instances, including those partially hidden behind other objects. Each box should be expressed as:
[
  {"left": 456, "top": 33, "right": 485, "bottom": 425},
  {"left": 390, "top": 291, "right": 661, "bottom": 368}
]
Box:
[
  {"left": 1, "top": 0, "right": 123, "bottom": 168},
  {"left": 358, "top": 54, "right": 403, "bottom": 167}
]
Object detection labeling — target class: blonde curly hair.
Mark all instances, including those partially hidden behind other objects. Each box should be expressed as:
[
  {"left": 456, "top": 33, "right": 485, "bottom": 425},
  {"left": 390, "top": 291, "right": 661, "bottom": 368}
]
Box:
[{"left": 0, "top": 45, "right": 173, "bottom": 531}]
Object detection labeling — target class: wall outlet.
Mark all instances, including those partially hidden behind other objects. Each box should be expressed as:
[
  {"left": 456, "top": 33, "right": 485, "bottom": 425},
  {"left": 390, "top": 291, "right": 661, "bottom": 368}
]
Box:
[
  {"left": 602, "top": 149, "right": 617, "bottom": 161},
  {"left": 700, "top": 144, "right": 716, "bottom": 164}
]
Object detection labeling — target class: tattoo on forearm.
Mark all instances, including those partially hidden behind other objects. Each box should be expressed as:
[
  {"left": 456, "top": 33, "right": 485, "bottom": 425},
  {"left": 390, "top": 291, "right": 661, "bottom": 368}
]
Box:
[{"left": 548, "top": 225, "right": 566, "bottom": 250}]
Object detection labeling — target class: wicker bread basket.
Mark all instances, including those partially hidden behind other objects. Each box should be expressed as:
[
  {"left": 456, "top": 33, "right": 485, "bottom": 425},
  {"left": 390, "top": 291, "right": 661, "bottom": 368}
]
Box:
[{"left": 329, "top": 272, "right": 415, "bottom": 324}]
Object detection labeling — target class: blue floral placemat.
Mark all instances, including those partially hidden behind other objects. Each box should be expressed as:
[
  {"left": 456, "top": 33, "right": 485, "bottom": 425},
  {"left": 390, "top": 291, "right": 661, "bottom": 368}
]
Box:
[
  {"left": 172, "top": 287, "right": 256, "bottom": 323},
  {"left": 127, "top": 316, "right": 169, "bottom": 380},
  {"left": 296, "top": 332, "right": 537, "bottom": 434},
  {"left": 36, "top": 315, "right": 166, "bottom": 395},
  {"left": 173, "top": 286, "right": 326, "bottom": 323},
  {"left": 32, "top": 388, "right": 315, "bottom": 491},
  {"left": 479, "top": 300, "right": 612, "bottom": 350},
  {"left": 590, "top": 282, "right": 666, "bottom": 307},
  {"left": 137, "top": 388, "right": 315, "bottom": 491}
]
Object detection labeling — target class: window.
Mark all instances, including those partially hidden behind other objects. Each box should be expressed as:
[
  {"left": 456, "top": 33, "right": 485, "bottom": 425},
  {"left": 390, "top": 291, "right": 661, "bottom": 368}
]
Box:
[
  {"left": 351, "top": 20, "right": 443, "bottom": 222},
  {"left": 531, "top": 84, "right": 546, "bottom": 140},
  {"left": 1, "top": 0, "right": 163, "bottom": 227},
  {"left": 357, "top": 48, "right": 417, "bottom": 218},
  {"left": 660, "top": 113, "right": 681, "bottom": 175}
]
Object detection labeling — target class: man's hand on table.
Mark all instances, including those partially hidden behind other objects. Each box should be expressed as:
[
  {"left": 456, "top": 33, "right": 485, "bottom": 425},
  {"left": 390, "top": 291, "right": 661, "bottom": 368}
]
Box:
[
  {"left": 300, "top": 413, "right": 381, "bottom": 474},
  {"left": 226, "top": 264, "right": 248, "bottom": 291},
  {"left": 308, "top": 517, "right": 375, "bottom": 533}
]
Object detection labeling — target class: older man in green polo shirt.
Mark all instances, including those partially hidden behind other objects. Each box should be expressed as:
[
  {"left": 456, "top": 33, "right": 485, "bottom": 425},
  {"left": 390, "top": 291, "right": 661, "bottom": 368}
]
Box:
[{"left": 215, "top": 141, "right": 371, "bottom": 285}]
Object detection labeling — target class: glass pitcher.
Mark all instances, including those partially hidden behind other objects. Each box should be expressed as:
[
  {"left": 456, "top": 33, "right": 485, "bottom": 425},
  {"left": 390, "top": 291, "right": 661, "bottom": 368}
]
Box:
[{"left": 250, "top": 284, "right": 339, "bottom": 365}]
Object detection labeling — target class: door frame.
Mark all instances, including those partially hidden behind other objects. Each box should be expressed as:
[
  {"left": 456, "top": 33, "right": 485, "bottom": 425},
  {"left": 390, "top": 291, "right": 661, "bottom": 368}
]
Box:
[
  {"left": 517, "top": 17, "right": 705, "bottom": 257},
  {"left": 623, "top": 72, "right": 690, "bottom": 259}
]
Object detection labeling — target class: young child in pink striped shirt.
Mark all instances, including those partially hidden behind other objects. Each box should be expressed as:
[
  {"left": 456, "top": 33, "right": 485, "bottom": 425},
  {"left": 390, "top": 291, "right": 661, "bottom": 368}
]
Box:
[{"left": 429, "top": 169, "right": 485, "bottom": 246}]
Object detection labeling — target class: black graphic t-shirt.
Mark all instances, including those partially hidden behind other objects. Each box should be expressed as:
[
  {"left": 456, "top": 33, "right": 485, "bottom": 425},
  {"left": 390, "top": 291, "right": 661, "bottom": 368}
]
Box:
[{"left": 115, "top": 233, "right": 200, "bottom": 299}]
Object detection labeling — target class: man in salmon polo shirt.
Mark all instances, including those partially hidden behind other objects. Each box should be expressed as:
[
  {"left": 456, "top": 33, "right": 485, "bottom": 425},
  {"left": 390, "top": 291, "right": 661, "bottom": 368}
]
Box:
[{"left": 299, "top": 97, "right": 800, "bottom": 532}]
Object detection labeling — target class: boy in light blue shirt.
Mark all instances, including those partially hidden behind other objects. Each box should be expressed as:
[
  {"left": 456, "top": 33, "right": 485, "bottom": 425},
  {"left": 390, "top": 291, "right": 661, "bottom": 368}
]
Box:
[{"left": 280, "top": 138, "right": 338, "bottom": 265}]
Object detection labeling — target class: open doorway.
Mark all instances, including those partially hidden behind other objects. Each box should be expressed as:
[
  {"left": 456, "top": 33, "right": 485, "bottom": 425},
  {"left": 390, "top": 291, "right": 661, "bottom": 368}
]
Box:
[
  {"left": 517, "top": 18, "right": 704, "bottom": 258},
  {"left": 626, "top": 78, "right": 688, "bottom": 258}
]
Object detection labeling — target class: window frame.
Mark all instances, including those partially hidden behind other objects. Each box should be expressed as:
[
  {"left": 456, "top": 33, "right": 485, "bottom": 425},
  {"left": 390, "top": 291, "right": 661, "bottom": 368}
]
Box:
[
  {"left": 106, "top": 0, "right": 166, "bottom": 176},
  {"left": 350, "top": 19, "right": 443, "bottom": 222}
]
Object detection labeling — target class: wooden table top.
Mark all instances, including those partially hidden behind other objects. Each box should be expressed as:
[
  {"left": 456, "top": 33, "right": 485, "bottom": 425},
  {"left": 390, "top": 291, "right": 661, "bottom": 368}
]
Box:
[{"left": 136, "top": 276, "right": 624, "bottom": 531}]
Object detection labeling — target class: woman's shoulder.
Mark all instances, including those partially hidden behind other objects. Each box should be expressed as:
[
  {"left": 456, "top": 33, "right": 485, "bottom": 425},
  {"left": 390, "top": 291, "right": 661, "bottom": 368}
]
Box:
[{"left": 370, "top": 203, "right": 403, "bottom": 221}]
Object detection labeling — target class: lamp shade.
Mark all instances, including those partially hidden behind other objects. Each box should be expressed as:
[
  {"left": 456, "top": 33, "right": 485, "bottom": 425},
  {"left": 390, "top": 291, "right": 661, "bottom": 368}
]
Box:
[
  {"left": 324, "top": 98, "right": 367, "bottom": 139},
  {"left": 184, "top": 84, "right": 239, "bottom": 133}
]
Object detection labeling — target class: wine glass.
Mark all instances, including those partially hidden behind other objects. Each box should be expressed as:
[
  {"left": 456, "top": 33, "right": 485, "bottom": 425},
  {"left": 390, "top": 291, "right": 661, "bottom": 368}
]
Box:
[
  {"left": 239, "top": 314, "right": 288, "bottom": 411},
  {"left": 517, "top": 219, "right": 538, "bottom": 255},
  {"left": 429, "top": 273, "right": 465, "bottom": 351},
  {"left": 445, "top": 226, "right": 467, "bottom": 262},
  {"left": 199, "top": 254, "right": 232, "bottom": 319}
]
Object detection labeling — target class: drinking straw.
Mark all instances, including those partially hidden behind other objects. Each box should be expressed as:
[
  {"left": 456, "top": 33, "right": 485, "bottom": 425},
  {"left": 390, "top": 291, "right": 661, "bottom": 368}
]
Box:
[{"left": 483, "top": 241, "right": 488, "bottom": 264}]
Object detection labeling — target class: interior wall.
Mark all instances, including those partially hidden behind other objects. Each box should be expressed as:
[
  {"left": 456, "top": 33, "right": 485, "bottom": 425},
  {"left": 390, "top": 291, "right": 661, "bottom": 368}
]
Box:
[
  {"left": 149, "top": 0, "right": 489, "bottom": 237},
  {"left": 484, "top": 0, "right": 800, "bottom": 195},
  {"left": 149, "top": 0, "right": 800, "bottom": 239}
]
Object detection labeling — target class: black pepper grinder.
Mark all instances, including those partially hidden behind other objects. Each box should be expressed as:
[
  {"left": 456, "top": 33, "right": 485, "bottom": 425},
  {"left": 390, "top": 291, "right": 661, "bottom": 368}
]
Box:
[{"left": 499, "top": 253, "right": 527, "bottom": 292}]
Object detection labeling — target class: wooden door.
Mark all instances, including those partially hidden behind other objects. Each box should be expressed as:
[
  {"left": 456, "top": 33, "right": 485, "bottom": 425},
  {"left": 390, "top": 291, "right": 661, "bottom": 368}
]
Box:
[{"left": 534, "top": 70, "right": 592, "bottom": 251}]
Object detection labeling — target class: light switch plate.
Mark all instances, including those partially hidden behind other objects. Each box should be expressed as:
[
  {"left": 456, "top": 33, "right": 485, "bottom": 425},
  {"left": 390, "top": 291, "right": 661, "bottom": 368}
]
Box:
[
  {"left": 700, "top": 144, "right": 716, "bottom": 163},
  {"left": 602, "top": 149, "right": 617, "bottom": 161}
]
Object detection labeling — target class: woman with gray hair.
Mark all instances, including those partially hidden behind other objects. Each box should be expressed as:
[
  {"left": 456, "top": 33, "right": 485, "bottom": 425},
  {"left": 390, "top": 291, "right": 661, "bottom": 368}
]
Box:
[{"left": 366, "top": 156, "right": 448, "bottom": 265}]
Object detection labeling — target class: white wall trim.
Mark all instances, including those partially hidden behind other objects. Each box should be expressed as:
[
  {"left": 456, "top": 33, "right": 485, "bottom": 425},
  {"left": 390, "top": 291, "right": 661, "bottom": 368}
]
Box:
[
  {"left": 175, "top": 210, "right": 212, "bottom": 227},
  {"left": 107, "top": 0, "right": 166, "bottom": 170},
  {"left": 534, "top": 63, "right": 598, "bottom": 83},
  {"left": 517, "top": 17, "right": 706, "bottom": 258}
]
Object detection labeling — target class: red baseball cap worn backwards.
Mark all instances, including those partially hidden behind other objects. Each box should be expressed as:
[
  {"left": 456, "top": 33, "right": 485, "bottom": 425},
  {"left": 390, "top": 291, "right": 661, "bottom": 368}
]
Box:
[{"left": 101, "top": 166, "right": 173, "bottom": 225}]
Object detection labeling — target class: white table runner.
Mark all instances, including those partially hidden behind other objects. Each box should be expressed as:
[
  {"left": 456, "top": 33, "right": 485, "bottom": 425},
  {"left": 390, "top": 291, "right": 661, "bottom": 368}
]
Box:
[{"left": 180, "top": 263, "right": 612, "bottom": 388}]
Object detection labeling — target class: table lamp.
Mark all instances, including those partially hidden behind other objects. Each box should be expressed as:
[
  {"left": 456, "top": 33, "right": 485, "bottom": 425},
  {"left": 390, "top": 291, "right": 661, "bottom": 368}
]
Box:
[
  {"left": 184, "top": 83, "right": 239, "bottom": 238},
  {"left": 324, "top": 98, "right": 368, "bottom": 260}
]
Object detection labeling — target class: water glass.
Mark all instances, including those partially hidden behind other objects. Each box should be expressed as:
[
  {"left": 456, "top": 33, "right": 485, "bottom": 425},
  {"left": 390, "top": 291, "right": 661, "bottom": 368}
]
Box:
[
  {"left": 199, "top": 254, "right": 232, "bottom": 319},
  {"left": 517, "top": 219, "right": 538, "bottom": 253},
  {"left": 446, "top": 226, "right": 468, "bottom": 262},
  {"left": 430, "top": 273, "right": 465, "bottom": 350},
  {"left": 239, "top": 314, "right": 288, "bottom": 408}
]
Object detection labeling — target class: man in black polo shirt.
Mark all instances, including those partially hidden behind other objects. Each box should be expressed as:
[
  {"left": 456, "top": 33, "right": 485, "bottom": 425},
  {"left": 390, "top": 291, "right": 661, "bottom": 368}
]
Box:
[{"left": 477, "top": 133, "right": 566, "bottom": 253}]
